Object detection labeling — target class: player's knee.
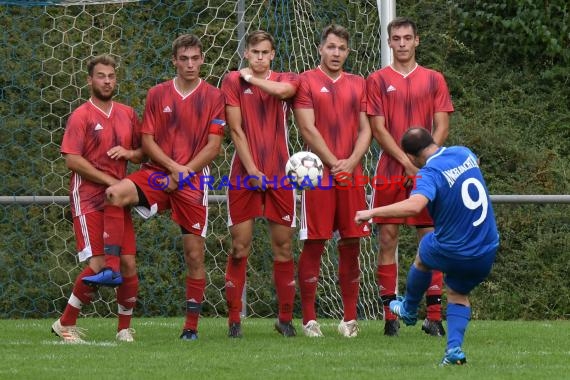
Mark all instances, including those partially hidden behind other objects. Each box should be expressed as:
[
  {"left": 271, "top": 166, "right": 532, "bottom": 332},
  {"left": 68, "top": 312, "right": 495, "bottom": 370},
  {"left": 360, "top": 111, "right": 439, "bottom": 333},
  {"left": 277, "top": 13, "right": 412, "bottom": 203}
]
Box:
[
  {"left": 230, "top": 241, "right": 251, "bottom": 259},
  {"left": 183, "top": 247, "right": 204, "bottom": 268},
  {"left": 379, "top": 227, "right": 398, "bottom": 252},
  {"left": 446, "top": 287, "right": 469, "bottom": 305},
  {"left": 106, "top": 181, "right": 137, "bottom": 207},
  {"left": 106, "top": 185, "right": 125, "bottom": 205},
  {"left": 413, "top": 256, "right": 430, "bottom": 271},
  {"left": 273, "top": 239, "right": 292, "bottom": 259}
]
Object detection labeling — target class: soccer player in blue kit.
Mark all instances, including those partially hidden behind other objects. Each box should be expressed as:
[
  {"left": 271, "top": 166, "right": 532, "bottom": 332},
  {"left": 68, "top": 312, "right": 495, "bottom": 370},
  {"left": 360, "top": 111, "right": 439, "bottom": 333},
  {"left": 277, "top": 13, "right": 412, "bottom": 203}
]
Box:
[{"left": 355, "top": 127, "right": 499, "bottom": 366}]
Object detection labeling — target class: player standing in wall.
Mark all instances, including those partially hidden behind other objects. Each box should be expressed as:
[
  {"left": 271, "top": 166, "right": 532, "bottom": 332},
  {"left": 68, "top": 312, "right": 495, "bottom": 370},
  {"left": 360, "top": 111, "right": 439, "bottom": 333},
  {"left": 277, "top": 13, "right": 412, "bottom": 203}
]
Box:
[
  {"left": 294, "top": 24, "right": 372, "bottom": 338},
  {"left": 53, "top": 54, "right": 143, "bottom": 343},
  {"left": 221, "top": 30, "right": 300, "bottom": 338},
  {"left": 356, "top": 128, "right": 499, "bottom": 365},
  {"left": 103, "top": 34, "right": 226, "bottom": 340},
  {"left": 366, "top": 17, "right": 454, "bottom": 336}
]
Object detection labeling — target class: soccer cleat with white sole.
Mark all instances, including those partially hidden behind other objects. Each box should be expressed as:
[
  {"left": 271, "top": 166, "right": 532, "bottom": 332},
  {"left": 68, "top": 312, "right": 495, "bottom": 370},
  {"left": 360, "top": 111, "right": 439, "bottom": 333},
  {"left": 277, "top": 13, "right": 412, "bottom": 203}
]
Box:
[
  {"left": 116, "top": 328, "right": 135, "bottom": 342},
  {"left": 389, "top": 297, "right": 418, "bottom": 326},
  {"left": 51, "top": 318, "right": 86, "bottom": 344},
  {"left": 440, "top": 347, "right": 467, "bottom": 366},
  {"left": 302, "top": 320, "right": 324, "bottom": 337},
  {"left": 337, "top": 319, "right": 359, "bottom": 338}
]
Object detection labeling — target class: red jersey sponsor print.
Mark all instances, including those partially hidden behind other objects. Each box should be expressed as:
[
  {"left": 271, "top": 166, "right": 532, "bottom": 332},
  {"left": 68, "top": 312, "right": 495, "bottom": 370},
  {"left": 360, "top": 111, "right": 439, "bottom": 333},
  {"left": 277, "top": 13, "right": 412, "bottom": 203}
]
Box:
[
  {"left": 141, "top": 79, "right": 226, "bottom": 176},
  {"left": 222, "top": 71, "right": 299, "bottom": 185},
  {"left": 61, "top": 100, "right": 140, "bottom": 217},
  {"left": 294, "top": 67, "right": 367, "bottom": 184},
  {"left": 367, "top": 65, "right": 454, "bottom": 181}
]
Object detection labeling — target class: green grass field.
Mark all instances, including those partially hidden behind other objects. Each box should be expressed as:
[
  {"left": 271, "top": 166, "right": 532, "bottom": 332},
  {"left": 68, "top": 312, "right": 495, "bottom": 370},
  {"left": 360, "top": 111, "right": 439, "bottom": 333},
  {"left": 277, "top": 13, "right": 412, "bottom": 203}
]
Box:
[{"left": 1, "top": 318, "right": 569, "bottom": 379}]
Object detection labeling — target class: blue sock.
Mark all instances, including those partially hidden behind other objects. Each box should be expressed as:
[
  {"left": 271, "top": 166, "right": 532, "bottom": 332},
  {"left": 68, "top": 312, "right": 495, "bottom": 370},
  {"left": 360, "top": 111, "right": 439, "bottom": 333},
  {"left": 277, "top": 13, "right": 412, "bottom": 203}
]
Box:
[
  {"left": 446, "top": 303, "right": 471, "bottom": 350},
  {"left": 404, "top": 264, "right": 432, "bottom": 313}
]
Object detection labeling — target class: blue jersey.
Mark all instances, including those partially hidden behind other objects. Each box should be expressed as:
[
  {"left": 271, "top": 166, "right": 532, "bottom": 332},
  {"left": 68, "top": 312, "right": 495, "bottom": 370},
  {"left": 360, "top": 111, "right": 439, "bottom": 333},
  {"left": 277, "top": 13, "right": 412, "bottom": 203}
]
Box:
[{"left": 411, "top": 146, "right": 499, "bottom": 258}]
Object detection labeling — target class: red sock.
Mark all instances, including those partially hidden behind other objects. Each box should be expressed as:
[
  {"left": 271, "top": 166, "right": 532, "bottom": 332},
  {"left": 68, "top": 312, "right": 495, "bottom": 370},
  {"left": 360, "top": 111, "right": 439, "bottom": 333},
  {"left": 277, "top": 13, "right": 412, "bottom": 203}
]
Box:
[
  {"left": 116, "top": 274, "right": 139, "bottom": 331},
  {"left": 225, "top": 256, "right": 248, "bottom": 324},
  {"left": 378, "top": 263, "right": 398, "bottom": 320},
  {"left": 338, "top": 242, "right": 360, "bottom": 322},
  {"left": 298, "top": 240, "right": 324, "bottom": 324},
  {"left": 104, "top": 205, "right": 124, "bottom": 272},
  {"left": 274, "top": 259, "right": 295, "bottom": 322},
  {"left": 60, "top": 266, "right": 96, "bottom": 326},
  {"left": 426, "top": 270, "right": 443, "bottom": 320},
  {"left": 184, "top": 277, "right": 206, "bottom": 331}
]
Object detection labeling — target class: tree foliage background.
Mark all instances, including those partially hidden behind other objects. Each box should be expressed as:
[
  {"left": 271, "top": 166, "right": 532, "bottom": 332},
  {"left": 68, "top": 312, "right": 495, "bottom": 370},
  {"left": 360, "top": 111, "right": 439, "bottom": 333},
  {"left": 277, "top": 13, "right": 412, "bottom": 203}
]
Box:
[{"left": 0, "top": 0, "right": 568, "bottom": 320}]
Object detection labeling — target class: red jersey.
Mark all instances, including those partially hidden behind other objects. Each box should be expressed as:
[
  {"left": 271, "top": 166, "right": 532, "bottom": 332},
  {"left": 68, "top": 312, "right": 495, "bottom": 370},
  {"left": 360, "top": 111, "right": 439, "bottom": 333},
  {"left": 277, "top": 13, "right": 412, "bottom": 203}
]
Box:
[
  {"left": 293, "top": 67, "right": 367, "bottom": 181},
  {"left": 141, "top": 79, "right": 226, "bottom": 175},
  {"left": 61, "top": 99, "right": 140, "bottom": 217},
  {"left": 367, "top": 65, "right": 454, "bottom": 180},
  {"left": 221, "top": 70, "right": 299, "bottom": 183}
]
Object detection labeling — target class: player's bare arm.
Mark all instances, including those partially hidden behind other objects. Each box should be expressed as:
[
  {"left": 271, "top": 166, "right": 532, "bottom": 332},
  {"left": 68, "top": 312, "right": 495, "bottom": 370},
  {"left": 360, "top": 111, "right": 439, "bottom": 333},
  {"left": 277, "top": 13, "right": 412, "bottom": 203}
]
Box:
[
  {"left": 294, "top": 107, "right": 338, "bottom": 168},
  {"left": 239, "top": 68, "right": 297, "bottom": 100},
  {"left": 64, "top": 153, "right": 119, "bottom": 187},
  {"left": 331, "top": 112, "right": 371, "bottom": 175},
  {"left": 184, "top": 132, "right": 223, "bottom": 176},
  {"left": 431, "top": 111, "right": 449, "bottom": 146},
  {"left": 141, "top": 134, "right": 190, "bottom": 193},
  {"left": 226, "top": 105, "right": 265, "bottom": 190},
  {"left": 355, "top": 194, "right": 428, "bottom": 224},
  {"left": 141, "top": 134, "right": 190, "bottom": 176},
  {"left": 370, "top": 115, "right": 418, "bottom": 176}
]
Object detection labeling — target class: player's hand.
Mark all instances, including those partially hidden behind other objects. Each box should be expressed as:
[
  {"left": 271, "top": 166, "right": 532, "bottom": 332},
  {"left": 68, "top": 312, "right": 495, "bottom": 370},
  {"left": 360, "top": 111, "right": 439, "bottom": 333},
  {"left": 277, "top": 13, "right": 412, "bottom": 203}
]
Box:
[
  {"left": 170, "top": 164, "right": 192, "bottom": 183},
  {"left": 239, "top": 67, "right": 253, "bottom": 80},
  {"left": 354, "top": 209, "right": 371, "bottom": 225},
  {"left": 164, "top": 164, "right": 193, "bottom": 193},
  {"left": 107, "top": 145, "right": 132, "bottom": 160},
  {"left": 246, "top": 169, "right": 266, "bottom": 192},
  {"left": 331, "top": 158, "right": 356, "bottom": 176},
  {"left": 403, "top": 162, "right": 419, "bottom": 188},
  {"left": 163, "top": 173, "right": 179, "bottom": 193}
]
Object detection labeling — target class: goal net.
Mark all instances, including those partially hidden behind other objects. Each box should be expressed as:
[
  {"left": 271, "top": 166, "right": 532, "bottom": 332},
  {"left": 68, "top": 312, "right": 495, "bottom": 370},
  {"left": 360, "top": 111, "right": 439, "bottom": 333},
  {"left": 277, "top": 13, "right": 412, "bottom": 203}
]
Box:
[{"left": 0, "top": 0, "right": 387, "bottom": 320}]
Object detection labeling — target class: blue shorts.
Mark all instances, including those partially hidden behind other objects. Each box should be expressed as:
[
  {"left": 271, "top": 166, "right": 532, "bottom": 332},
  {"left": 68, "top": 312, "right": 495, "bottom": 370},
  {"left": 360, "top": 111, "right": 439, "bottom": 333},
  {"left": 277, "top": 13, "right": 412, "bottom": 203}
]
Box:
[{"left": 419, "top": 232, "right": 497, "bottom": 294}]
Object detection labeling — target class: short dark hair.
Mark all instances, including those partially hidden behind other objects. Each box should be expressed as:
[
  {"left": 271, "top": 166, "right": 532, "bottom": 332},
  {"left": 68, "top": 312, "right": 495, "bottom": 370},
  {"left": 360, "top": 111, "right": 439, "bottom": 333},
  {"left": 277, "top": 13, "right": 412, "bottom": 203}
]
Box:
[
  {"left": 387, "top": 17, "right": 417, "bottom": 38},
  {"left": 401, "top": 127, "right": 434, "bottom": 156},
  {"left": 320, "top": 24, "right": 349, "bottom": 46},
  {"left": 87, "top": 54, "right": 116, "bottom": 76},
  {"left": 172, "top": 34, "right": 203, "bottom": 57},
  {"left": 245, "top": 30, "right": 275, "bottom": 50}
]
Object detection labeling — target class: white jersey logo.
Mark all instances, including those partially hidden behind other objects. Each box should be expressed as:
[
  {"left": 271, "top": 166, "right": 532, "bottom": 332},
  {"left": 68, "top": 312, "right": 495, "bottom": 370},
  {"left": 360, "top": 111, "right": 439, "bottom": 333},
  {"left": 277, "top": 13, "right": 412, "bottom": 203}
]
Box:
[
  {"left": 163, "top": 106, "right": 172, "bottom": 113},
  {"left": 94, "top": 123, "right": 104, "bottom": 131},
  {"left": 192, "top": 223, "right": 201, "bottom": 230},
  {"left": 281, "top": 215, "right": 291, "bottom": 222},
  {"left": 244, "top": 88, "right": 254, "bottom": 95},
  {"left": 320, "top": 86, "right": 330, "bottom": 93},
  {"left": 386, "top": 85, "right": 396, "bottom": 92}
]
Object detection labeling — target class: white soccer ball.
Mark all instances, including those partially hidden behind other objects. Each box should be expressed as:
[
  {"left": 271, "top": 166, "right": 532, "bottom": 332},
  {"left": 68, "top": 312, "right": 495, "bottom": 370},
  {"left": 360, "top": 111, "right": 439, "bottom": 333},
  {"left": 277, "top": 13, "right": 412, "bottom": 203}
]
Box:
[{"left": 285, "top": 151, "right": 324, "bottom": 189}]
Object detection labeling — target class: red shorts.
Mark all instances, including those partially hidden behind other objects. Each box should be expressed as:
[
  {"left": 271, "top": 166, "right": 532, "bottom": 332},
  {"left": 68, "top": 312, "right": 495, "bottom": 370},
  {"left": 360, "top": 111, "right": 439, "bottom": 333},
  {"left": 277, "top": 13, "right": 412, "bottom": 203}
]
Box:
[
  {"left": 300, "top": 186, "right": 370, "bottom": 240},
  {"left": 371, "top": 185, "right": 433, "bottom": 226},
  {"left": 228, "top": 187, "right": 296, "bottom": 227},
  {"left": 127, "top": 169, "right": 208, "bottom": 236},
  {"left": 73, "top": 210, "right": 136, "bottom": 262}
]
